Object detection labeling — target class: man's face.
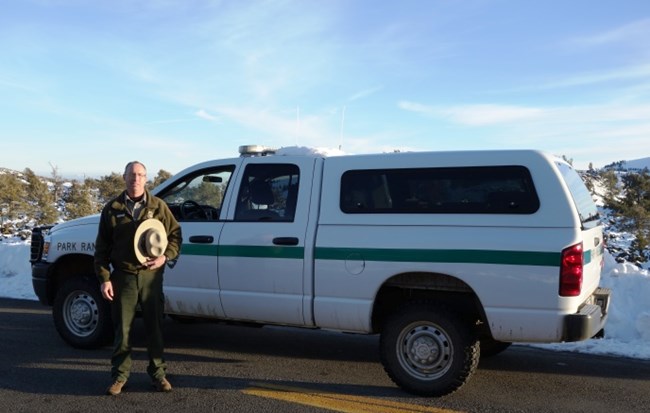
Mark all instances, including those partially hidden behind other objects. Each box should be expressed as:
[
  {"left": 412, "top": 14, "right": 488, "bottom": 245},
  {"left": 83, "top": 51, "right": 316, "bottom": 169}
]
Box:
[{"left": 124, "top": 163, "right": 147, "bottom": 198}]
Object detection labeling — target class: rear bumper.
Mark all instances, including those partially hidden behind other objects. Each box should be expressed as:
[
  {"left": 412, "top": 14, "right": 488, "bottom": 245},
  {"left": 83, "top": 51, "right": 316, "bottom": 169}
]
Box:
[
  {"left": 562, "top": 287, "right": 611, "bottom": 342},
  {"left": 32, "top": 262, "right": 53, "bottom": 305}
]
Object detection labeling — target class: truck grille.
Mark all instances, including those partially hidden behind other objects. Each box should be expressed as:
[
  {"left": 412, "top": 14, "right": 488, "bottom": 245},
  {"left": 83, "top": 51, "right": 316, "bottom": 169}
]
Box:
[{"left": 29, "top": 226, "right": 52, "bottom": 263}]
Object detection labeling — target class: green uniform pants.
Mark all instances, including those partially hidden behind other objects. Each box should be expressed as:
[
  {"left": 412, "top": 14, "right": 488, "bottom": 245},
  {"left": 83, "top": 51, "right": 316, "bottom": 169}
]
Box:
[{"left": 110, "top": 268, "right": 166, "bottom": 382}]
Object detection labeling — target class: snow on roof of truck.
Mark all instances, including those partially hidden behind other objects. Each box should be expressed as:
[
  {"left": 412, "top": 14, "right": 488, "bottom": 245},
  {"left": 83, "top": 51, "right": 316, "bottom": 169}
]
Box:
[
  {"left": 240, "top": 144, "right": 346, "bottom": 157},
  {"left": 276, "top": 145, "right": 346, "bottom": 157}
]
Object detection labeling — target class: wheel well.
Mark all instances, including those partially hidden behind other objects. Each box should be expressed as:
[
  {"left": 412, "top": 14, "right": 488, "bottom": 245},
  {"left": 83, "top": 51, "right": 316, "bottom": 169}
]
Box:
[
  {"left": 47, "top": 254, "right": 96, "bottom": 304},
  {"left": 371, "top": 272, "right": 489, "bottom": 335}
]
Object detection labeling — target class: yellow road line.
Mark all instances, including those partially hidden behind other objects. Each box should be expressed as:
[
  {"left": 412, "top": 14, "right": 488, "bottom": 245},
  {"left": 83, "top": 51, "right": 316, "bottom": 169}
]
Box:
[
  {"left": 242, "top": 382, "right": 464, "bottom": 413},
  {"left": 0, "top": 307, "right": 50, "bottom": 315}
]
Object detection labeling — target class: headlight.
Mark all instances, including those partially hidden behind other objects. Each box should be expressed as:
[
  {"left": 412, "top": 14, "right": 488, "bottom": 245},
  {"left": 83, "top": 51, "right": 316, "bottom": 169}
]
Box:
[{"left": 43, "top": 241, "right": 50, "bottom": 260}]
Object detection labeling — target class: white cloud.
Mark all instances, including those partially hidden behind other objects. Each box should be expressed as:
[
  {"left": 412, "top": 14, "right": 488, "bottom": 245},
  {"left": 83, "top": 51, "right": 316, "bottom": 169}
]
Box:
[
  {"left": 571, "top": 18, "right": 650, "bottom": 46},
  {"left": 397, "top": 101, "right": 438, "bottom": 116},
  {"left": 399, "top": 101, "right": 545, "bottom": 125},
  {"left": 535, "top": 64, "right": 650, "bottom": 90},
  {"left": 400, "top": 99, "right": 650, "bottom": 126},
  {"left": 348, "top": 86, "right": 383, "bottom": 102},
  {"left": 0, "top": 77, "right": 38, "bottom": 93},
  {"left": 213, "top": 105, "right": 331, "bottom": 146},
  {"left": 195, "top": 109, "right": 219, "bottom": 122},
  {"left": 397, "top": 99, "right": 650, "bottom": 168}
]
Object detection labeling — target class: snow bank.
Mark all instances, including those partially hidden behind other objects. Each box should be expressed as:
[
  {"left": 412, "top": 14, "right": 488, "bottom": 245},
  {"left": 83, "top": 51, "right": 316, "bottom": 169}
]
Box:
[{"left": 0, "top": 238, "right": 37, "bottom": 300}]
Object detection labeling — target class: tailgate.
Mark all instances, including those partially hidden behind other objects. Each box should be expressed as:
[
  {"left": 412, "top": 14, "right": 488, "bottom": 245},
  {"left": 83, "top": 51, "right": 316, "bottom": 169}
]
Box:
[{"left": 581, "top": 225, "right": 605, "bottom": 296}]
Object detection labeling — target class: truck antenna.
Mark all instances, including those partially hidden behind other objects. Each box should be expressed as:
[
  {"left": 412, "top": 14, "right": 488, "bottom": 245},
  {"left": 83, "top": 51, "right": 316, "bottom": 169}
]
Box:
[{"left": 339, "top": 105, "right": 346, "bottom": 151}]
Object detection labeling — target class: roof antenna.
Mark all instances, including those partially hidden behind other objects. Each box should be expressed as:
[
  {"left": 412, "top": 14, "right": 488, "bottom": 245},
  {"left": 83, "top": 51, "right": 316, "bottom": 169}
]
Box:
[
  {"left": 296, "top": 106, "right": 300, "bottom": 146},
  {"left": 339, "top": 105, "right": 346, "bottom": 151}
]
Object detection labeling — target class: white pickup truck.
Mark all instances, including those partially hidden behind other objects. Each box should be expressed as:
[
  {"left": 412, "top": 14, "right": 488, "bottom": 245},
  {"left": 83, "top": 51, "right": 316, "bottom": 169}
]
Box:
[{"left": 31, "top": 145, "right": 610, "bottom": 396}]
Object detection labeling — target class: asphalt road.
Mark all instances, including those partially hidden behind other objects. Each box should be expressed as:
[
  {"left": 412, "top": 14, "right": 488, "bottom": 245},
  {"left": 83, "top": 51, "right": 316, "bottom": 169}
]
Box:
[{"left": 1, "top": 297, "right": 649, "bottom": 413}]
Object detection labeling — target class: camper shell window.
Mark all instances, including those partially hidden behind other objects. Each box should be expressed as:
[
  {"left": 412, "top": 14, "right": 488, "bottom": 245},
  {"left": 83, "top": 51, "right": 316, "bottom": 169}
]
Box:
[{"left": 340, "top": 166, "right": 540, "bottom": 214}]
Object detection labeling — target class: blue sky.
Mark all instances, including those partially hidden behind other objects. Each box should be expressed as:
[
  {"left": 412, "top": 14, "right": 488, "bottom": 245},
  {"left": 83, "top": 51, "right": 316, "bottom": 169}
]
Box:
[{"left": 2, "top": 0, "right": 649, "bottom": 178}]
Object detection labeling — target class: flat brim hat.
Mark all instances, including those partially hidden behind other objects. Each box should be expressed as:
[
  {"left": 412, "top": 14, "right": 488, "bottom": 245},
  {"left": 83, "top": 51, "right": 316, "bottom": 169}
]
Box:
[{"left": 134, "top": 219, "right": 168, "bottom": 264}]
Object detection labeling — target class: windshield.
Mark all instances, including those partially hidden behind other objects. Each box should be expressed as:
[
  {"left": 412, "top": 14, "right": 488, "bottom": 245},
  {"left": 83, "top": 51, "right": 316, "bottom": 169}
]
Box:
[{"left": 556, "top": 162, "right": 600, "bottom": 228}]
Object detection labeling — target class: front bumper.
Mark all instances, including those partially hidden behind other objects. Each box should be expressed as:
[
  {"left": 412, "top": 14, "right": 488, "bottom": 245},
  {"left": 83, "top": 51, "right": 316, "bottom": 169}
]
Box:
[
  {"left": 562, "top": 287, "right": 611, "bottom": 341},
  {"left": 32, "top": 261, "right": 54, "bottom": 305}
]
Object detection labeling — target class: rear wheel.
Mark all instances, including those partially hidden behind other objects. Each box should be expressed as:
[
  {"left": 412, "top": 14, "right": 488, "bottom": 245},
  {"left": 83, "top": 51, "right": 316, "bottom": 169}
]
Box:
[
  {"left": 380, "top": 301, "right": 479, "bottom": 396},
  {"left": 53, "top": 277, "right": 113, "bottom": 349}
]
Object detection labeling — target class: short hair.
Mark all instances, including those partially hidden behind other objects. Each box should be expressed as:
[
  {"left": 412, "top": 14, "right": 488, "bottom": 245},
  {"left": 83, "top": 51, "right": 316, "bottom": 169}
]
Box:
[{"left": 124, "top": 161, "right": 147, "bottom": 176}]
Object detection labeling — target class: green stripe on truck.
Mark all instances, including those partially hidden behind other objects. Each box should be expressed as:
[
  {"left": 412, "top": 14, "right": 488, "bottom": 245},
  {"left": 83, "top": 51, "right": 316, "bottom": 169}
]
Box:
[{"left": 182, "top": 244, "right": 561, "bottom": 267}]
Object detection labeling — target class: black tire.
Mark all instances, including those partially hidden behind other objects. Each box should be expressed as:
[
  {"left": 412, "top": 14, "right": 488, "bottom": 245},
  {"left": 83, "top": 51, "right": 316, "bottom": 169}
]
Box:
[
  {"left": 379, "top": 301, "right": 480, "bottom": 396},
  {"left": 480, "top": 338, "right": 512, "bottom": 358},
  {"left": 53, "top": 277, "right": 113, "bottom": 349}
]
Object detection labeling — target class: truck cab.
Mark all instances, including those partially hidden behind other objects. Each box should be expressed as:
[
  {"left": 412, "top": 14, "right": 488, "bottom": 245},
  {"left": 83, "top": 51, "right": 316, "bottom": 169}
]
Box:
[{"left": 159, "top": 151, "right": 321, "bottom": 326}]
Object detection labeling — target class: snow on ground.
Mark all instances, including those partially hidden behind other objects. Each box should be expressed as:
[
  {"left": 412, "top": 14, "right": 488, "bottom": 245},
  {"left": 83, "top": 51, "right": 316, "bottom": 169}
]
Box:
[
  {"left": 1, "top": 237, "right": 649, "bottom": 359},
  {"left": 530, "top": 252, "right": 650, "bottom": 359},
  {"left": 0, "top": 238, "right": 34, "bottom": 300}
]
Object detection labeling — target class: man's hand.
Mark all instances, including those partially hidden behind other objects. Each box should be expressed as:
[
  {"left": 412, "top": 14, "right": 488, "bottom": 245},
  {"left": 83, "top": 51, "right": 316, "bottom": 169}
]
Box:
[
  {"left": 143, "top": 255, "right": 167, "bottom": 270},
  {"left": 101, "top": 281, "right": 114, "bottom": 301}
]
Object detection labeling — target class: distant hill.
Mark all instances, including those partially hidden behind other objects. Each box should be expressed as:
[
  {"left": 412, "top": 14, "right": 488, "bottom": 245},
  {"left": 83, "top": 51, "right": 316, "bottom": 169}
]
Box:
[
  {"left": 602, "top": 157, "right": 650, "bottom": 171},
  {"left": 0, "top": 167, "right": 22, "bottom": 176},
  {"left": 624, "top": 157, "right": 650, "bottom": 170},
  {"left": 603, "top": 157, "right": 650, "bottom": 172}
]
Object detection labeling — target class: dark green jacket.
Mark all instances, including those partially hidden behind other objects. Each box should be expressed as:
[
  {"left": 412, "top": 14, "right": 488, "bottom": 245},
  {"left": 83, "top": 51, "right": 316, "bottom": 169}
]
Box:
[{"left": 94, "top": 189, "right": 182, "bottom": 283}]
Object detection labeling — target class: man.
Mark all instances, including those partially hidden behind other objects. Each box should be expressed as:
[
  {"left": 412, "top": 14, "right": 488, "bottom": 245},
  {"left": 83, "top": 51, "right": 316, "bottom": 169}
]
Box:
[{"left": 94, "top": 161, "right": 182, "bottom": 396}]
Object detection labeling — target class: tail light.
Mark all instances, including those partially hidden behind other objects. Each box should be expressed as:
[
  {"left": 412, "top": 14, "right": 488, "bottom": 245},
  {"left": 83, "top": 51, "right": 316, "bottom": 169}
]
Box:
[{"left": 560, "top": 243, "right": 583, "bottom": 297}]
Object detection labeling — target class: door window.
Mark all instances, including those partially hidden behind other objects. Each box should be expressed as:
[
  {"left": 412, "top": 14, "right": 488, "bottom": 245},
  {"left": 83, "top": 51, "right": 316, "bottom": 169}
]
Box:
[
  {"left": 234, "top": 163, "right": 300, "bottom": 222},
  {"left": 160, "top": 166, "right": 235, "bottom": 221}
]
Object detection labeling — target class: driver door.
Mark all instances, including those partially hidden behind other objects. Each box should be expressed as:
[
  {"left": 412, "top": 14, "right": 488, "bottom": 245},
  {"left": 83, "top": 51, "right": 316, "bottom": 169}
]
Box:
[{"left": 158, "top": 163, "right": 237, "bottom": 318}]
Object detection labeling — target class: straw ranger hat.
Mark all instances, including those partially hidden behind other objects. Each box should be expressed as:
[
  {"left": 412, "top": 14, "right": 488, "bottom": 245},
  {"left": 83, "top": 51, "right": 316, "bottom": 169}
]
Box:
[{"left": 134, "top": 219, "right": 168, "bottom": 264}]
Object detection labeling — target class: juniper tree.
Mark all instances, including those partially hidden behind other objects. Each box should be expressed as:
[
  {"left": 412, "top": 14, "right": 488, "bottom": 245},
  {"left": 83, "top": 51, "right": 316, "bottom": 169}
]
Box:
[
  {"left": 23, "top": 168, "right": 59, "bottom": 225},
  {"left": 600, "top": 169, "right": 621, "bottom": 210},
  {"left": 604, "top": 169, "right": 650, "bottom": 261},
  {"left": 49, "top": 163, "right": 65, "bottom": 205},
  {"left": 0, "top": 173, "right": 26, "bottom": 217},
  {"left": 149, "top": 169, "right": 172, "bottom": 190},
  {"left": 95, "top": 172, "right": 124, "bottom": 204},
  {"left": 64, "top": 181, "right": 96, "bottom": 219},
  {"left": 630, "top": 228, "right": 649, "bottom": 264}
]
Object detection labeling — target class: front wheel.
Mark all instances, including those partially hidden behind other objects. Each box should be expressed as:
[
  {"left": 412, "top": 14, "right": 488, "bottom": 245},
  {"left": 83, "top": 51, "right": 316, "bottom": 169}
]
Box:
[
  {"left": 53, "top": 277, "right": 113, "bottom": 349},
  {"left": 380, "top": 302, "right": 480, "bottom": 396}
]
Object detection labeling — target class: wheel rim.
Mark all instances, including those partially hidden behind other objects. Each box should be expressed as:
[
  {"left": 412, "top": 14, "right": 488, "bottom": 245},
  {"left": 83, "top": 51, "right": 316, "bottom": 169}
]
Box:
[
  {"left": 62, "top": 290, "right": 99, "bottom": 338},
  {"left": 396, "top": 321, "right": 453, "bottom": 380}
]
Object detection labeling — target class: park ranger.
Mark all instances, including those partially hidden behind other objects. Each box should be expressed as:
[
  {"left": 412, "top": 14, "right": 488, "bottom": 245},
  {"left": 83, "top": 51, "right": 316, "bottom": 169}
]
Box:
[{"left": 94, "top": 161, "right": 181, "bottom": 396}]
